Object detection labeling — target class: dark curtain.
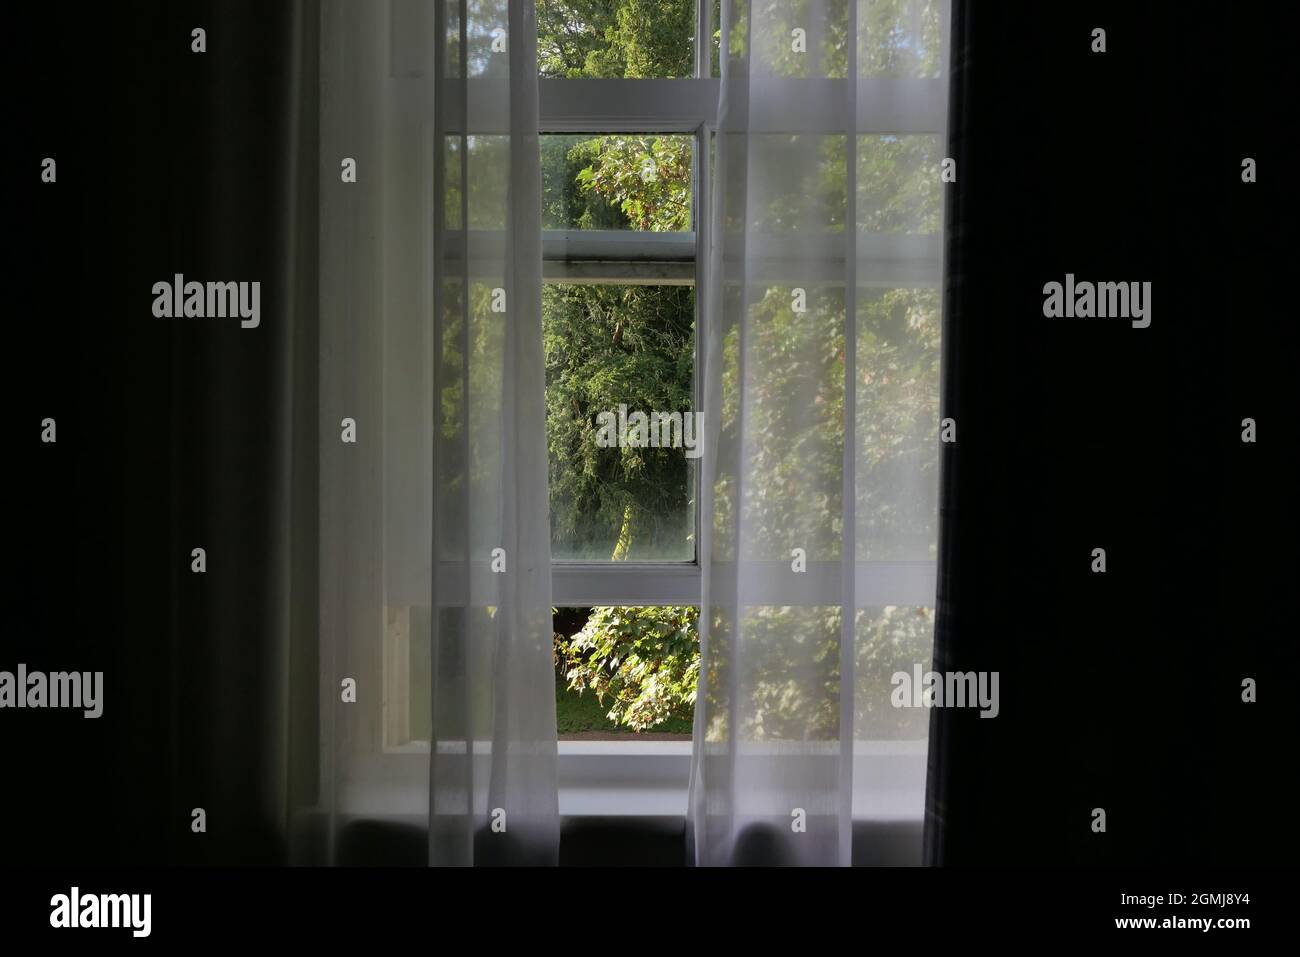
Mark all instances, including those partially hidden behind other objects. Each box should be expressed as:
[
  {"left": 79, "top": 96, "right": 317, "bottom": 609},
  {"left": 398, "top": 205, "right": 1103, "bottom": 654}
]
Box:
[
  {"left": 926, "top": 0, "right": 1297, "bottom": 866},
  {"left": 6, "top": 1, "right": 318, "bottom": 865}
]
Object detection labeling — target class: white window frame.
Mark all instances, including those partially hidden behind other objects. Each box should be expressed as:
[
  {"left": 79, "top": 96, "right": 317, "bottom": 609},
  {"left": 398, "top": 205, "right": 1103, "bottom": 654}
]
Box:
[
  {"left": 534, "top": 0, "right": 946, "bottom": 833},
  {"left": 540, "top": 0, "right": 946, "bottom": 612},
  {"left": 355, "top": 3, "right": 947, "bottom": 838}
]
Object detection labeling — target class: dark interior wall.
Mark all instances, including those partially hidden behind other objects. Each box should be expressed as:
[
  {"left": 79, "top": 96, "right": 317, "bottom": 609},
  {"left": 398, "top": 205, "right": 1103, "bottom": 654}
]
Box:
[
  {"left": 5, "top": 1, "right": 318, "bottom": 865},
  {"left": 928, "top": 0, "right": 1297, "bottom": 866}
]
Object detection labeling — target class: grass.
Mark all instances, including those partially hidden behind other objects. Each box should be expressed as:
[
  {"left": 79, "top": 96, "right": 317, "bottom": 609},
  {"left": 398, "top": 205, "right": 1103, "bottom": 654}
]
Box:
[{"left": 555, "top": 677, "right": 693, "bottom": 735}]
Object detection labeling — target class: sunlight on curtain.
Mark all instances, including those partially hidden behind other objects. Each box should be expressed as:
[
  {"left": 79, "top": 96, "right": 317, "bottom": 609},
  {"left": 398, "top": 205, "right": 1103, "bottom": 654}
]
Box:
[
  {"left": 429, "top": 0, "right": 559, "bottom": 866},
  {"left": 690, "top": 0, "right": 949, "bottom": 866},
  {"left": 312, "top": 0, "right": 556, "bottom": 867}
]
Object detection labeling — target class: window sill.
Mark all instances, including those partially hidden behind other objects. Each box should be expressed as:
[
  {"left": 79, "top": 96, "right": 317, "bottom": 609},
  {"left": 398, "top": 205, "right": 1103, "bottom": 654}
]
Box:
[{"left": 338, "top": 740, "right": 925, "bottom": 822}]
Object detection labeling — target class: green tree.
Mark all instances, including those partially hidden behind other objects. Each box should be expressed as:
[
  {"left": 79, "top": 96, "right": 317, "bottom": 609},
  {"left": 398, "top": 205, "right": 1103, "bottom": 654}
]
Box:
[
  {"left": 558, "top": 605, "right": 699, "bottom": 731},
  {"left": 544, "top": 282, "right": 695, "bottom": 560},
  {"left": 537, "top": 0, "right": 945, "bottom": 734},
  {"left": 538, "top": 0, "right": 695, "bottom": 78}
]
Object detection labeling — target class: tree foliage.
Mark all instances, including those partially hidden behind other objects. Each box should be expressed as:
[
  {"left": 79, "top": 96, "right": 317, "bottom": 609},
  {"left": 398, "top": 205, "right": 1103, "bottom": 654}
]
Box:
[
  {"left": 538, "top": 0, "right": 695, "bottom": 79},
  {"left": 538, "top": 0, "right": 945, "bottom": 734},
  {"left": 558, "top": 605, "right": 699, "bottom": 731},
  {"left": 539, "top": 13, "right": 696, "bottom": 565},
  {"left": 544, "top": 283, "right": 695, "bottom": 560}
]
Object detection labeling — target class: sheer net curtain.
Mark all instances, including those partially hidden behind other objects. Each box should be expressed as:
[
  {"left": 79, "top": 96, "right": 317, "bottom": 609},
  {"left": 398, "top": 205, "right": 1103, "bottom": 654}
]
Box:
[
  {"left": 310, "top": 0, "right": 557, "bottom": 867},
  {"left": 689, "top": 0, "right": 949, "bottom": 866},
  {"left": 429, "top": 0, "right": 557, "bottom": 867}
]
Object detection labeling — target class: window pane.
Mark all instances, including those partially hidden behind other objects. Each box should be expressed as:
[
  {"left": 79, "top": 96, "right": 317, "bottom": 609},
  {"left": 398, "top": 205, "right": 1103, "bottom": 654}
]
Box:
[
  {"left": 723, "top": 133, "right": 846, "bottom": 236},
  {"left": 857, "top": 133, "right": 944, "bottom": 235},
  {"left": 442, "top": 0, "right": 511, "bottom": 79},
  {"left": 545, "top": 284, "right": 697, "bottom": 561},
  {"left": 443, "top": 135, "right": 512, "bottom": 231},
  {"left": 712, "top": 1, "right": 945, "bottom": 79},
  {"left": 858, "top": 0, "right": 945, "bottom": 79},
  {"left": 854, "top": 605, "right": 935, "bottom": 740},
  {"left": 735, "top": 0, "right": 851, "bottom": 79},
  {"left": 710, "top": 0, "right": 720, "bottom": 76},
  {"left": 712, "top": 283, "right": 846, "bottom": 565},
  {"left": 542, "top": 134, "right": 693, "bottom": 232},
  {"left": 555, "top": 606, "right": 698, "bottom": 736},
  {"left": 537, "top": 0, "right": 698, "bottom": 78},
  {"left": 855, "top": 132, "right": 942, "bottom": 561},
  {"left": 855, "top": 286, "right": 940, "bottom": 562}
]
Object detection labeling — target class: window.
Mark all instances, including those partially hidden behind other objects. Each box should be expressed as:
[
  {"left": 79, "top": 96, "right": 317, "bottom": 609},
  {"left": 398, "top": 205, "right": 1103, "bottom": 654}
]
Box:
[
  {"left": 369, "top": 4, "right": 950, "bottom": 822},
  {"left": 536, "top": 23, "right": 945, "bottom": 612},
  {"left": 542, "top": 131, "right": 696, "bottom": 565},
  {"left": 538, "top": 97, "right": 704, "bottom": 752},
  {"left": 538, "top": 3, "right": 711, "bottom": 608},
  {"left": 545, "top": 283, "right": 697, "bottom": 562},
  {"left": 534, "top": 6, "right": 946, "bottom": 809}
]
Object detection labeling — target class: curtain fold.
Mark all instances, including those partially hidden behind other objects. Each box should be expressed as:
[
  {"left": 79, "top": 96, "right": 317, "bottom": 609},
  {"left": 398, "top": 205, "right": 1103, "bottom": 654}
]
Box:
[
  {"left": 307, "top": 0, "right": 556, "bottom": 867},
  {"left": 690, "top": 0, "right": 950, "bottom": 866},
  {"left": 429, "top": 0, "right": 559, "bottom": 866}
]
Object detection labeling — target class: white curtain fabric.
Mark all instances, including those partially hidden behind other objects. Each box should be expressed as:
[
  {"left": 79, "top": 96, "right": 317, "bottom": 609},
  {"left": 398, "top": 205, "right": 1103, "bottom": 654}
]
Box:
[
  {"left": 315, "top": 0, "right": 556, "bottom": 867},
  {"left": 690, "top": 0, "right": 950, "bottom": 866},
  {"left": 428, "top": 0, "right": 558, "bottom": 866}
]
